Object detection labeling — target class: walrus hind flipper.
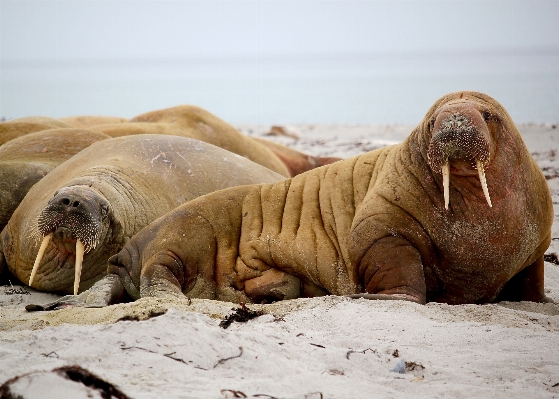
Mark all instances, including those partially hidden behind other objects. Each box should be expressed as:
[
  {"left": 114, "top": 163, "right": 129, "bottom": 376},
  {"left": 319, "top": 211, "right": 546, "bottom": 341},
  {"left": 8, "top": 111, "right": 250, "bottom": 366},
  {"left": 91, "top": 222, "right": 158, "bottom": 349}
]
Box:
[{"left": 25, "top": 274, "right": 125, "bottom": 312}]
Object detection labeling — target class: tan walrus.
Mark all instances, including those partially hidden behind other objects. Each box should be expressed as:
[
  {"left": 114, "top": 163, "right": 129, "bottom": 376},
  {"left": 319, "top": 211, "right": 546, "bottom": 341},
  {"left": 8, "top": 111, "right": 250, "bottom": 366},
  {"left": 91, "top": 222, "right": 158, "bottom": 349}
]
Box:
[
  {"left": 0, "top": 135, "right": 284, "bottom": 298},
  {"left": 58, "top": 115, "right": 128, "bottom": 128},
  {"left": 90, "top": 105, "right": 340, "bottom": 177},
  {"left": 31, "top": 91, "right": 553, "bottom": 310},
  {"left": 4, "top": 107, "right": 339, "bottom": 178},
  {"left": 0, "top": 128, "right": 110, "bottom": 232},
  {"left": 0, "top": 117, "right": 72, "bottom": 146},
  {"left": 91, "top": 105, "right": 291, "bottom": 177}
]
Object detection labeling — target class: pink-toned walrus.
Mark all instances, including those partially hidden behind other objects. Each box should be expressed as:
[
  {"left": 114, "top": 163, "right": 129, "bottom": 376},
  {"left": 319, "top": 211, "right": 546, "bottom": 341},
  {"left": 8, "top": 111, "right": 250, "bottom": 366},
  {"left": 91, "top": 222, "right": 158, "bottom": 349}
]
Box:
[{"left": 33, "top": 92, "right": 553, "bottom": 309}]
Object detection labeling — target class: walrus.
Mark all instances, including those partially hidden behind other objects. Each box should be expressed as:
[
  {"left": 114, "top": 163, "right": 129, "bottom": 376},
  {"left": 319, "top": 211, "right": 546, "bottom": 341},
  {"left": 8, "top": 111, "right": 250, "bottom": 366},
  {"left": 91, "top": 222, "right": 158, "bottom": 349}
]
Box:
[
  {"left": 91, "top": 105, "right": 340, "bottom": 177},
  {"left": 0, "top": 128, "right": 110, "bottom": 232},
  {"left": 251, "top": 137, "right": 342, "bottom": 177},
  {"left": 0, "top": 116, "right": 72, "bottom": 146},
  {"left": 32, "top": 91, "right": 553, "bottom": 310},
  {"left": 0, "top": 135, "right": 284, "bottom": 297},
  {"left": 91, "top": 105, "right": 290, "bottom": 177},
  {"left": 3, "top": 108, "right": 340, "bottom": 177},
  {"left": 59, "top": 115, "right": 128, "bottom": 128}
]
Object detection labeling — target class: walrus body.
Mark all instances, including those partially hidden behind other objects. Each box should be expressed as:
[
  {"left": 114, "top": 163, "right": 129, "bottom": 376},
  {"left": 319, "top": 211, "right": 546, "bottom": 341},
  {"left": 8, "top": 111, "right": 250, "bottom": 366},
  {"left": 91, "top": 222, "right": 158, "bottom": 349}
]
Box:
[
  {"left": 251, "top": 137, "right": 342, "bottom": 177},
  {"left": 0, "top": 117, "right": 72, "bottom": 146},
  {"left": 92, "top": 105, "right": 340, "bottom": 177},
  {"left": 72, "top": 91, "right": 549, "bottom": 308},
  {"left": 4, "top": 107, "right": 340, "bottom": 178},
  {"left": 59, "top": 115, "right": 128, "bottom": 128},
  {"left": 0, "top": 128, "right": 110, "bottom": 231},
  {"left": 0, "top": 135, "right": 284, "bottom": 295},
  {"left": 92, "top": 105, "right": 291, "bottom": 177}
]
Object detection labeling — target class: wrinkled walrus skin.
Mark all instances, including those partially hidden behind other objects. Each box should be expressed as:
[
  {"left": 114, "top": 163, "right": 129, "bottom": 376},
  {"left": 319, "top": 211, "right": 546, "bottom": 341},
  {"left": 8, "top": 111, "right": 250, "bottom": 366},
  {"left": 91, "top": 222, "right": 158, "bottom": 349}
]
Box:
[
  {"left": 0, "top": 128, "right": 110, "bottom": 232},
  {"left": 0, "top": 135, "right": 284, "bottom": 296},
  {"left": 36, "top": 92, "right": 554, "bottom": 309}
]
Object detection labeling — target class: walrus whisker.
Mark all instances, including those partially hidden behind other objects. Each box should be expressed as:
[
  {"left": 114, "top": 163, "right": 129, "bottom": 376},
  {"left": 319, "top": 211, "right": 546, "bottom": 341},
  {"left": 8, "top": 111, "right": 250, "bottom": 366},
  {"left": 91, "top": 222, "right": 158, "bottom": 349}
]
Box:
[
  {"left": 27, "top": 213, "right": 43, "bottom": 243},
  {"left": 29, "top": 233, "right": 53, "bottom": 287},
  {"left": 476, "top": 159, "right": 492, "bottom": 207},
  {"left": 442, "top": 161, "right": 450, "bottom": 210},
  {"left": 74, "top": 239, "right": 85, "bottom": 295}
]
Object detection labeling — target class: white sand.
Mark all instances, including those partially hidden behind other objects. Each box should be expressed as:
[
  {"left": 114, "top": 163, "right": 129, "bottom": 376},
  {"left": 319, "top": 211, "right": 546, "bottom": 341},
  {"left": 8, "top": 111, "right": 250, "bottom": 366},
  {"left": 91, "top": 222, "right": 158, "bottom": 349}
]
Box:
[{"left": 1, "top": 124, "right": 559, "bottom": 398}]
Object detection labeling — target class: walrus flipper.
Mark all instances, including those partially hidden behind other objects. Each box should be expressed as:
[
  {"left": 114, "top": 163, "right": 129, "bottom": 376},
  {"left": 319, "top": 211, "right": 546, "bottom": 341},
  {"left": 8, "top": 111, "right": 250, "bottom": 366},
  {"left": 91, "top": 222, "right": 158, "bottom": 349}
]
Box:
[
  {"left": 353, "top": 236, "right": 428, "bottom": 304},
  {"left": 495, "top": 257, "right": 553, "bottom": 303},
  {"left": 26, "top": 274, "right": 126, "bottom": 311},
  {"left": 105, "top": 184, "right": 307, "bottom": 304}
]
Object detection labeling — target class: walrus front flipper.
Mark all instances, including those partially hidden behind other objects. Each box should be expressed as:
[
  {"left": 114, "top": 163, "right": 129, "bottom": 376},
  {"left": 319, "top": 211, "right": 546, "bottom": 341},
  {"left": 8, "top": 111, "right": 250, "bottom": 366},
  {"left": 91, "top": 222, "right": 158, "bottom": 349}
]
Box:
[
  {"left": 495, "top": 257, "right": 553, "bottom": 303},
  {"left": 355, "top": 236, "right": 427, "bottom": 305},
  {"left": 25, "top": 274, "right": 126, "bottom": 311}
]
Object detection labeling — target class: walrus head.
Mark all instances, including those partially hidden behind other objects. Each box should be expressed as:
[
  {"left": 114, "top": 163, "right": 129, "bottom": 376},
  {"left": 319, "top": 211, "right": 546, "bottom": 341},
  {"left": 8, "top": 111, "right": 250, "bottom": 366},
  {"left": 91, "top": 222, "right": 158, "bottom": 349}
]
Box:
[
  {"left": 426, "top": 100, "right": 496, "bottom": 210},
  {"left": 29, "top": 186, "right": 111, "bottom": 294}
]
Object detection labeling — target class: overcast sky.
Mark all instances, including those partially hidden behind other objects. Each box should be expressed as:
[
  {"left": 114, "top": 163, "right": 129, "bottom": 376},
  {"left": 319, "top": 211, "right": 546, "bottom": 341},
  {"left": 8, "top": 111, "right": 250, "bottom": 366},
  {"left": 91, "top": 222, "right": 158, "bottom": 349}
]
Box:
[{"left": 2, "top": 0, "right": 559, "bottom": 61}]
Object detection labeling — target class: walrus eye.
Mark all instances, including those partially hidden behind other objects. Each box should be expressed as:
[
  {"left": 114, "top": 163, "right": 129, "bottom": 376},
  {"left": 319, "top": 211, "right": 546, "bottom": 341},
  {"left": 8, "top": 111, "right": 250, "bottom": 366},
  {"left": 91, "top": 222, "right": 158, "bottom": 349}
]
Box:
[
  {"left": 482, "top": 110, "right": 492, "bottom": 122},
  {"left": 429, "top": 118, "right": 435, "bottom": 131}
]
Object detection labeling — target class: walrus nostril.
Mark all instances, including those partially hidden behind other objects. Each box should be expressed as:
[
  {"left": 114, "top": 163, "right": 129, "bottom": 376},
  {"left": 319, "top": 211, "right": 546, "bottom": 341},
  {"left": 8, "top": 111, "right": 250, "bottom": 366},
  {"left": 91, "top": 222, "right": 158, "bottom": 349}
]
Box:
[{"left": 58, "top": 197, "right": 80, "bottom": 208}]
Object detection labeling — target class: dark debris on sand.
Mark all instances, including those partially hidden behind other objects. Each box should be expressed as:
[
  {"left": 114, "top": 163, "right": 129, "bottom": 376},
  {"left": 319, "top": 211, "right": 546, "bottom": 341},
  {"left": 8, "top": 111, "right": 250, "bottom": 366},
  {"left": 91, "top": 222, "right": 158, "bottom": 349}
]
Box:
[
  {"left": 116, "top": 309, "right": 167, "bottom": 322},
  {"left": 219, "top": 303, "right": 264, "bottom": 329},
  {"left": 0, "top": 365, "right": 131, "bottom": 399},
  {"left": 544, "top": 252, "right": 559, "bottom": 266}
]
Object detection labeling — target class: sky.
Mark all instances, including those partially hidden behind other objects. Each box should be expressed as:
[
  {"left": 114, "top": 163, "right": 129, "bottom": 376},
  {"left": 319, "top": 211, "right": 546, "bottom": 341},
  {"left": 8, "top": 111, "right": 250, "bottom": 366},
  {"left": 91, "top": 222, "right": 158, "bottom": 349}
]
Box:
[
  {"left": 2, "top": 0, "right": 559, "bottom": 61},
  {"left": 1, "top": 1, "right": 558, "bottom": 123}
]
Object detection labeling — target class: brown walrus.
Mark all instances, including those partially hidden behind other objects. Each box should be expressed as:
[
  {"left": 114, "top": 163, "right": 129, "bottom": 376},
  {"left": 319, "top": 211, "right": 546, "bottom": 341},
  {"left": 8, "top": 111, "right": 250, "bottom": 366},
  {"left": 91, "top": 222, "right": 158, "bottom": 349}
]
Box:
[
  {"left": 0, "top": 135, "right": 284, "bottom": 298},
  {"left": 0, "top": 128, "right": 110, "bottom": 232},
  {"left": 32, "top": 91, "right": 553, "bottom": 310},
  {"left": 0, "top": 117, "right": 72, "bottom": 146},
  {"left": 251, "top": 137, "right": 342, "bottom": 177},
  {"left": 59, "top": 115, "right": 128, "bottom": 128},
  {"left": 91, "top": 105, "right": 291, "bottom": 177},
  {"left": 91, "top": 105, "right": 340, "bottom": 177},
  {"left": 3, "top": 108, "right": 341, "bottom": 177}
]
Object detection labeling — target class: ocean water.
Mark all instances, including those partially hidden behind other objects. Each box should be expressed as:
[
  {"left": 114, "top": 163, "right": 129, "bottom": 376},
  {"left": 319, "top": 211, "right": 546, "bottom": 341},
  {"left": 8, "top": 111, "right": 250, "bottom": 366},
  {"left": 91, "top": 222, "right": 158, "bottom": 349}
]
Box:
[{"left": 1, "top": 50, "right": 558, "bottom": 124}]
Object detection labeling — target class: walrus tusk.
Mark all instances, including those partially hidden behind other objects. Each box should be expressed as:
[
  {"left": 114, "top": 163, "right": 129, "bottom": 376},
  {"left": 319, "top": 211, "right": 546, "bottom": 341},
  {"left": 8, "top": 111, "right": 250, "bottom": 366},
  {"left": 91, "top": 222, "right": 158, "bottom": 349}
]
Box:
[
  {"left": 29, "top": 233, "right": 53, "bottom": 287},
  {"left": 74, "top": 240, "right": 85, "bottom": 295},
  {"left": 442, "top": 161, "right": 450, "bottom": 210},
  {"left": 476, "top": 159, "right": 492, "bottom": 207}
]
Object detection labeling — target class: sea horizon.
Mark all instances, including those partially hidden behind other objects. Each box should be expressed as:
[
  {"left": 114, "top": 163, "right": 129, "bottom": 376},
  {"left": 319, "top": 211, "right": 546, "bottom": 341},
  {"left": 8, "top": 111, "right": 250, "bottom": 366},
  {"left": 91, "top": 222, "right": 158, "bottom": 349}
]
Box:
[{"left": 2, "top": 47, "right": 558, "bottom": 125}]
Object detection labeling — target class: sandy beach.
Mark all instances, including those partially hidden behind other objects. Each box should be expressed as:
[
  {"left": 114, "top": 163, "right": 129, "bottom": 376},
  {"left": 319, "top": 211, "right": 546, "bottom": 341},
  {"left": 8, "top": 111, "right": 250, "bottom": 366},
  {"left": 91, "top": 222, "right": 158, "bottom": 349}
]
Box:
[{"left": 1, "top": 123, "right": 558, "bottom": 398}]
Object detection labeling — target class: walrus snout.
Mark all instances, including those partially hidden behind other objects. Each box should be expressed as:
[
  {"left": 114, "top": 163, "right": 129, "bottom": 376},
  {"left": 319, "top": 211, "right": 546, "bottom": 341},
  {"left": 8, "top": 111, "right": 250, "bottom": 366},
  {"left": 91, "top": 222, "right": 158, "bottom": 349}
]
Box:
[
  {"left": 37, "top": 188, "right": 109, "bottom": 250},
  {"left": 427, "top": 105, "right": 493, "bottom": 210},
  {"left": 29, "top": 186, "right": 111, "bottom": 295}
]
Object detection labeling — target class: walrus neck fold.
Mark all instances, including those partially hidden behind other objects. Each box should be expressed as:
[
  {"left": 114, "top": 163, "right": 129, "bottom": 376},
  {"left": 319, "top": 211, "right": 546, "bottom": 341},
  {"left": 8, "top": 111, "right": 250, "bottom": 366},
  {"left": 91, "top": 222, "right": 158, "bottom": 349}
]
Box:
[{"left": 427, "top": 110, "right": 492, "bottom": 210}]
